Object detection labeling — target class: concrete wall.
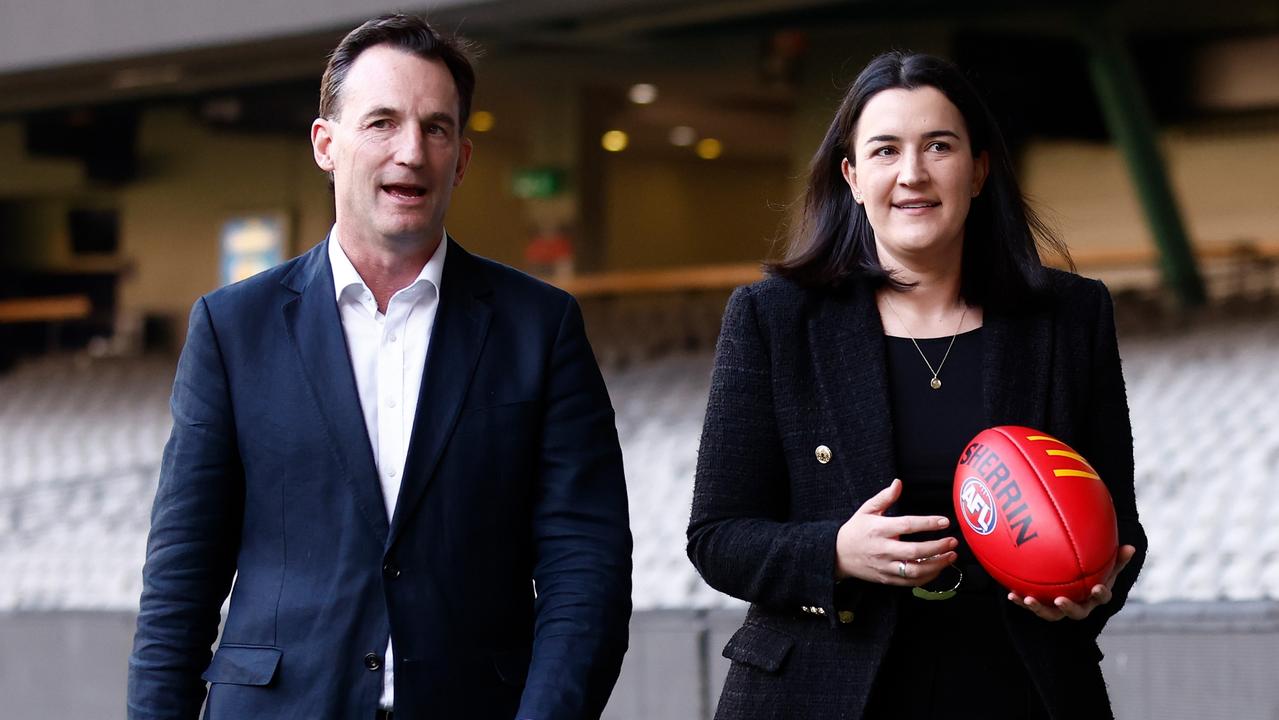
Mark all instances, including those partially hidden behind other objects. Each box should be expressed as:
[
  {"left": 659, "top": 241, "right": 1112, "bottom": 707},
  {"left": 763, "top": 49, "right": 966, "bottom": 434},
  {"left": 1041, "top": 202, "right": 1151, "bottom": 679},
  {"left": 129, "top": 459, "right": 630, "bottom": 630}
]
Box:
[
  {"left": 116, "top": 108, "right": 333, "bottom": 329},
  {"left": 1021, "top": 131, "right": 1279, "bottom": 255},
  {"left": 0, "top": 123, "right": 84, "bottom": 195},
  {"left": 1, "top": 611, "right": 137, "bottom": 718},
  {"left": 0, "top": 105, "right": 533, "bottom": 341},
  {"left": 0, "top": 104, "right": 791, "bottom": 334},
  {"left": 7, "top": 603, "right": 1279, "bottom": 719},
  {"left": 3, "top": 94, "right": 1279, "bottom": 346},
  {"left": 601, "top": 154, "right": 792, "bottom": 271}
]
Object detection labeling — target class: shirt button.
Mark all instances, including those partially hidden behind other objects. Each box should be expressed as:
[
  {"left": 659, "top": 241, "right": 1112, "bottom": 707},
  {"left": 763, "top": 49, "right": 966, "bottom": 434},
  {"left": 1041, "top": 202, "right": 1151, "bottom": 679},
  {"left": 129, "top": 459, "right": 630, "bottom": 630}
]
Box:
[
  {"left": 388, "top": 469, "right": 397, "bottom": 478},
  {"left": 387, "top": 399, "right": 397, "bottom": 408},
  {"left": 389, "top": 334, "right": 397, "bottom": 343},
  {"left": 364, "top": 653, "right": 382, "bottom": 670}
]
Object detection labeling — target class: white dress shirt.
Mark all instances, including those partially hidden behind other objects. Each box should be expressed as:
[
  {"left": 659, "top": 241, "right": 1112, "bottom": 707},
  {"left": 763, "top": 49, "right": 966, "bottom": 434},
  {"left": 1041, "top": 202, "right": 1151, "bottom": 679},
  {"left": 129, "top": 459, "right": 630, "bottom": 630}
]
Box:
[{"left": 328, "top": 228, "right": 445, "bottom": 710}]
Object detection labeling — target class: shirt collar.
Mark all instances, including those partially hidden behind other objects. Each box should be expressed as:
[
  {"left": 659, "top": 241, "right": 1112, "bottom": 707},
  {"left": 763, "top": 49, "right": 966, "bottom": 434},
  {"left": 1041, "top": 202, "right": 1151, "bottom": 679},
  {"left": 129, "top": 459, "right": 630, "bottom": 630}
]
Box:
[{"left": 328, "top": 226, "right": 448, "bottom": 304}]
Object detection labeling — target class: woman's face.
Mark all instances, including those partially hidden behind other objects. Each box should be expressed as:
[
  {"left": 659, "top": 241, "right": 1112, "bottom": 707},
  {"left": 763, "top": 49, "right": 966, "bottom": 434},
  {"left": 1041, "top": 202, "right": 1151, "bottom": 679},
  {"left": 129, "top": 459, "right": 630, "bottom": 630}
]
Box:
[{"left": 841, "top": 86, "right": 988, "bottom": 271}]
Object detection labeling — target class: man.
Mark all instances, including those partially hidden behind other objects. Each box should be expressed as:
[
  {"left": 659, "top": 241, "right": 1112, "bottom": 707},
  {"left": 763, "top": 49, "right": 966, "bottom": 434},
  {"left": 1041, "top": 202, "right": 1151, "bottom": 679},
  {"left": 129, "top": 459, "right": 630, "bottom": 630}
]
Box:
[{"left": 128, "top": 15, "right": 632, "bottom": 720}]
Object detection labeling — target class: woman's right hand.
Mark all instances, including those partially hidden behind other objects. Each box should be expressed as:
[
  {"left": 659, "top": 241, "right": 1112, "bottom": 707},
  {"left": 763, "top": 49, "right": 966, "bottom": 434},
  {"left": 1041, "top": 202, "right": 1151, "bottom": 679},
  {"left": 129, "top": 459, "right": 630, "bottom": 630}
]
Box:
[{"left": 835, "top": 478, "right": 958, "bottom": 585}]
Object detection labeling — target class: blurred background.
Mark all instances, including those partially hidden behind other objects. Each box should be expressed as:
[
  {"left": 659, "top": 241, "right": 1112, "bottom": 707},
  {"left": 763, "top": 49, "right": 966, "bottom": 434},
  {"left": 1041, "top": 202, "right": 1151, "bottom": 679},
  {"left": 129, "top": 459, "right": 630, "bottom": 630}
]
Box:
[{"left": 1, "top": 0, "right": 1277, "bottom": 717}]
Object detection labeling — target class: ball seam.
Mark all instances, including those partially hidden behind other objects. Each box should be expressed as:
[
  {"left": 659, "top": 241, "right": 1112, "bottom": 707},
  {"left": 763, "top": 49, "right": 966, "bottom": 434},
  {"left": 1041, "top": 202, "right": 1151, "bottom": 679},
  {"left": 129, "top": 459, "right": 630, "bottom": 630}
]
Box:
[{"left": 991, "top": 426, "right": 1087, "bottom": 581}]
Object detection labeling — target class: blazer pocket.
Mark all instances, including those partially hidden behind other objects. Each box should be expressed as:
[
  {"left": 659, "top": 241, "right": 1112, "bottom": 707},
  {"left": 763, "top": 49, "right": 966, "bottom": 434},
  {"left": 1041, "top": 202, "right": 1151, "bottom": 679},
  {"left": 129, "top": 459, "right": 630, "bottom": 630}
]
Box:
[
  {"left": 722, "top": 622, "right": 795, "bottom": 674},
  {"left": 491, "top": 647, "right": 532, "bottom": 687},
  {"left": 201, "top": 644, "right": 282, "bottom": 686}
]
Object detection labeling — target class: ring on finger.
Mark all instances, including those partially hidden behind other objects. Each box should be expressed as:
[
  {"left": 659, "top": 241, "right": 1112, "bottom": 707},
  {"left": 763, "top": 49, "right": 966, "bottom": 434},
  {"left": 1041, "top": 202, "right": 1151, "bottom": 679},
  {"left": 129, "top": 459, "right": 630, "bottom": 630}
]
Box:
[{"left": 897, "top": 561, "right": 907, "bottom": 579}]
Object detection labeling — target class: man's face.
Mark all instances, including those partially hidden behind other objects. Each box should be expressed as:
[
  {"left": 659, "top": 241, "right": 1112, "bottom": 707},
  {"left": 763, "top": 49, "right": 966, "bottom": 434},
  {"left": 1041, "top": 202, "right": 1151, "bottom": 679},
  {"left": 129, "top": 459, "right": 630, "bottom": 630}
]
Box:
[{"left": 311, "top": 45, "right": 472, "bottom": 248}]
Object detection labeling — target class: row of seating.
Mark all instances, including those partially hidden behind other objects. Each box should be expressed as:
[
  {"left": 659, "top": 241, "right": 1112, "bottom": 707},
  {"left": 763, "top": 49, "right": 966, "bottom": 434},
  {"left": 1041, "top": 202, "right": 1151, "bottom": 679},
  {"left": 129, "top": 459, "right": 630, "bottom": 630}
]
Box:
[{"left": 0, "top": 305, "right": 1275, "bottom": 610}]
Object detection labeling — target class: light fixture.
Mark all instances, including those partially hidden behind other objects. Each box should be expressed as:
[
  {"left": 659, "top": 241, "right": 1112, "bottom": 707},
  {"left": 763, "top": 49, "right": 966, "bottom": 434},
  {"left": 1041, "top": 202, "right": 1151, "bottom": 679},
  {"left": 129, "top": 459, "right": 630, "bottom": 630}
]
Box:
[
  {"left": 695, "top": 138, "right": 723, "bottom": 160},
  {"left": 669, "top": 126, "right": 697, "bottom": 147},
  {"left": 628, "top": 83, "right": 659, "bottom": 105},
  {"left": 111, "top": 64, "right": 182, "bottom": 90},
  {"left": 201, "top": 97, "right": 242, "bottom": 123},
  {"left": 469, "top": 111, "right": 495, "bottom": 132},
  {"left": 601, "top": 130, "right": 629, "bottom": 152}
]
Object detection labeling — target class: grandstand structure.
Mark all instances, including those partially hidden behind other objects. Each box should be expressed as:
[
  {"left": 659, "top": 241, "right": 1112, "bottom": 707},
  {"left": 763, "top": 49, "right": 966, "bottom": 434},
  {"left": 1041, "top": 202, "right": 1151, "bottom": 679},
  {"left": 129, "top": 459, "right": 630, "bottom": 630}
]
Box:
[
  {"left": 2, "top": 0, "right": 1278, "bottom": 717},
  {"left": 2, "top": 258, "right": 1277, "bottom": 717}
]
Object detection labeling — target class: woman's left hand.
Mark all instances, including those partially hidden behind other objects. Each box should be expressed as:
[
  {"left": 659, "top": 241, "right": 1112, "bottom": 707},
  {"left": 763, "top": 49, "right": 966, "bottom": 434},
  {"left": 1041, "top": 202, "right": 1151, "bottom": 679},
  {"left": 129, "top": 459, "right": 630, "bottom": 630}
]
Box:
[{"left": 1008, "top": 545, "right": 1137, "bottom": 621}]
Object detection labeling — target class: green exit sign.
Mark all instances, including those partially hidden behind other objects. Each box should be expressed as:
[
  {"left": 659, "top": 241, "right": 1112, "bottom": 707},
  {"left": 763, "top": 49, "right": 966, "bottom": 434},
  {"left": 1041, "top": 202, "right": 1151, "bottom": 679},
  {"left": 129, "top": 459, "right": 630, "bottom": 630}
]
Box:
[{"left": 511, "top": 167, "right": 565, "bottom": 199}]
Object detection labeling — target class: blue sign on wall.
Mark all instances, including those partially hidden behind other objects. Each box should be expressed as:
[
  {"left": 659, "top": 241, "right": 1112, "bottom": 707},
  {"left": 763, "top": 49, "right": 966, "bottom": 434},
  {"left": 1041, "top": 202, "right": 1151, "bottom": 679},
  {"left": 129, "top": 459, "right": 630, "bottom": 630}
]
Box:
[{"left": 220, "top": 214, "right": 287, "bottom": 286}]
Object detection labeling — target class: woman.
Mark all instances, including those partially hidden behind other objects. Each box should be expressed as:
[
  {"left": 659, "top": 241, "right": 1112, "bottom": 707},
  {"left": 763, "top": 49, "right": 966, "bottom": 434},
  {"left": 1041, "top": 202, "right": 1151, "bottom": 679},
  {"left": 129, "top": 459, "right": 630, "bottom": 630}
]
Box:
[{"left": 687, "top": 51, "right": 1146, "bottom": 719}]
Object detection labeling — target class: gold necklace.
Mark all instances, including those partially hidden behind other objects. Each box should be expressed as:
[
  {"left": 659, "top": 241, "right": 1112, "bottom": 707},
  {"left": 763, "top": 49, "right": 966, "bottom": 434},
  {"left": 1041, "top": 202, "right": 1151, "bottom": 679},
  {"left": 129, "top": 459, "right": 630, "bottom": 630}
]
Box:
[{"left": 882, "top": 295, "right": 969, "bottom": 391}]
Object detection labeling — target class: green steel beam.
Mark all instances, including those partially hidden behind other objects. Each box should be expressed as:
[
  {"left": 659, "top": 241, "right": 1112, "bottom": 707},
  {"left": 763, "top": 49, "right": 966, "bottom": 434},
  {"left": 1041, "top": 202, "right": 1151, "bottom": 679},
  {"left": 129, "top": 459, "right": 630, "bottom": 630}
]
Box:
[{"left": 1079, "top": 22, "right": 1207, "bottom": 306}]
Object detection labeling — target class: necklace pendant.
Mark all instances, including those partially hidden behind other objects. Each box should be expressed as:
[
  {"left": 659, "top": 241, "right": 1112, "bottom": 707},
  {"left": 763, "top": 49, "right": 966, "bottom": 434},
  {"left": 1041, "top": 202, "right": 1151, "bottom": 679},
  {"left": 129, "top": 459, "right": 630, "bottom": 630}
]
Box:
[{"left": 930, "top": 377, "right": 942, "bottom": 390}]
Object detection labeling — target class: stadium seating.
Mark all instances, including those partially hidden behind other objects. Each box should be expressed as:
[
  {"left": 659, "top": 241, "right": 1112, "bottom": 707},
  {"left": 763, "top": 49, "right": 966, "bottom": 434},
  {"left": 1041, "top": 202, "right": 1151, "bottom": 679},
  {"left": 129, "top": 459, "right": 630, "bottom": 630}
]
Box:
[{"left": 0, "top": 301, "right": 1276, "bottom": 611}]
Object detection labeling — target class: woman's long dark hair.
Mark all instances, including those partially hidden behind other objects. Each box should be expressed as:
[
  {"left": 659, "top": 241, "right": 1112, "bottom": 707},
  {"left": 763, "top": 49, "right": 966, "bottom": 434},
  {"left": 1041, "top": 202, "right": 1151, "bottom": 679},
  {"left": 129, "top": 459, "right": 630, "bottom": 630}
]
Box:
[{"left": 769, "top": 51, "right": 1071, "bottom": 308}]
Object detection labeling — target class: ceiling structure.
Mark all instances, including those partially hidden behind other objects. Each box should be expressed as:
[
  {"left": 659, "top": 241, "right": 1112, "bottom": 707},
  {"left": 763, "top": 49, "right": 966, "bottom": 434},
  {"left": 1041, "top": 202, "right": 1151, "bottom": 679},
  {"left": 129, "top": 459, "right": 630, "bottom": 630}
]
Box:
[
  {"left": 0, "top": 0, "right": 1275, "bottom": 169},
  {"left": 2, "top": 0, "right": 1274, "bottom": 115}
]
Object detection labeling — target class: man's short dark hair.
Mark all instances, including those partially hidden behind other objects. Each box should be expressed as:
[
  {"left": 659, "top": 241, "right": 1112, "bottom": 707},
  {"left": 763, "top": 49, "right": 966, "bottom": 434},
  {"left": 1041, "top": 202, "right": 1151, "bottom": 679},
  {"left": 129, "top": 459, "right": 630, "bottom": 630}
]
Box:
[{"left": 319, "top": 14, "right": 476, "bottom": 127}]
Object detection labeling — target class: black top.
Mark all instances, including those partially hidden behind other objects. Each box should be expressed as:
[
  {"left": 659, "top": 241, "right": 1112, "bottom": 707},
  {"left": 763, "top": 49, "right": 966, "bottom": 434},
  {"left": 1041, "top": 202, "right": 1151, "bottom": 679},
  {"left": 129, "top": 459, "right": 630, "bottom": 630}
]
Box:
[
  {"left": 872, "top": 327, "right": 1046, "bottom": 719},
  {"left": 884, "top": 327, "right": 986, "bottom": 542}
]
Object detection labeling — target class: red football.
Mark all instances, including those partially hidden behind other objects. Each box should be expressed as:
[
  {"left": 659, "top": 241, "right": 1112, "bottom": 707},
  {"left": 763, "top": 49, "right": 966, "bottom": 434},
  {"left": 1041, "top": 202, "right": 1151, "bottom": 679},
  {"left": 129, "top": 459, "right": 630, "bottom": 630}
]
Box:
[{"left": 953, "top": 426, "right": 1118, "bottom": 602}]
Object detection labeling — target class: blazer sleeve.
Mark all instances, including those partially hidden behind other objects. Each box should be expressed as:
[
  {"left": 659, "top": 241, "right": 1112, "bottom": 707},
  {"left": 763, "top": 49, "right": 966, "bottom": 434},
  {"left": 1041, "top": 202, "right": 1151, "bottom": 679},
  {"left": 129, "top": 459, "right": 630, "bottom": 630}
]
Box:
[
  {"left": 1076, "top": 280, "right": 1147, "bottom": 639},
  {"left": 519, "top": 295, "right": 632, "bottom": 720},
  {"left": 128, "top": 298, "right": 245, "bottom": 719},
  {"left": 687, "top": 286, "right": 843, "bottom": 617}
]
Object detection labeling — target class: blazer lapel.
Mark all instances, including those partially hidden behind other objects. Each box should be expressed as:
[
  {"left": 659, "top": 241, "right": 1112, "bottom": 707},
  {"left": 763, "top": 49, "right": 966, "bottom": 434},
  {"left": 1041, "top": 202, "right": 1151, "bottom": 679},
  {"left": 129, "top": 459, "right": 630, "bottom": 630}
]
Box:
[
  {"left": 806, "top": 281, "right": 1054, "bottom": 501},
  {"left": 982, "top": 301, "right": 1053, "bottom": 430},
  {"left": 807, "top": 282, "right": 897, "bottom": 502},
  {"left": 281, "top": 239, "right": 390, "bottom": 540},
  {"left": 388, "top": 239, "right": 492, "bottom": 547}
]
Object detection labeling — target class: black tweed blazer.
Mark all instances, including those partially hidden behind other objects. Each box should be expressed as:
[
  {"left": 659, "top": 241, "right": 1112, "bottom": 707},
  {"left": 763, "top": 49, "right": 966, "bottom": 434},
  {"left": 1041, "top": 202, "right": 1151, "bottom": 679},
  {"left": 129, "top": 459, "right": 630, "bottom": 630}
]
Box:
[{"left": 687, "top": 269, "right": 1147, "bottom": 720}]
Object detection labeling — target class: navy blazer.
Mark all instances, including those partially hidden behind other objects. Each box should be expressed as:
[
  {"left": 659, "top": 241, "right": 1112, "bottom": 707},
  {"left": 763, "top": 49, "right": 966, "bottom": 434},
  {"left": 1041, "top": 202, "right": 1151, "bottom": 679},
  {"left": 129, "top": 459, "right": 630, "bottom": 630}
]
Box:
[
  {"left": 128, "top": 238, "right": 632, "bottom": 720},
  {"left": 688, "top": 269, "right": 1146, "bottom": 719}
]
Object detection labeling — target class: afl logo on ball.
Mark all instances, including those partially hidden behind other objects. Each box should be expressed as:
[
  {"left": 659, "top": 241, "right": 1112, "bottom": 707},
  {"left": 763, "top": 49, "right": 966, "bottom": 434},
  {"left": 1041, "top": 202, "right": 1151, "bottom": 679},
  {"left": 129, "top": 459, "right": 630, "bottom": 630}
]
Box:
[{"left": 960, "top": 477, "right": 997, "bottom": 535}]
